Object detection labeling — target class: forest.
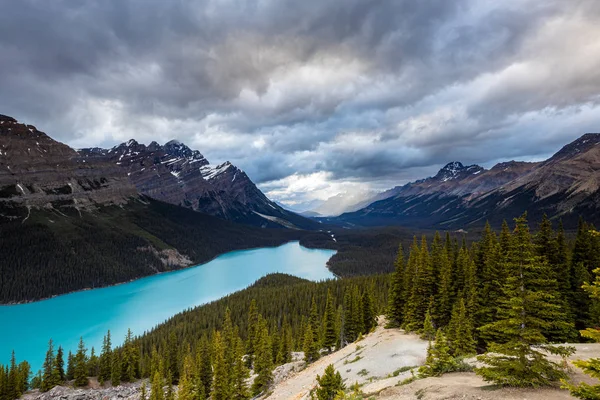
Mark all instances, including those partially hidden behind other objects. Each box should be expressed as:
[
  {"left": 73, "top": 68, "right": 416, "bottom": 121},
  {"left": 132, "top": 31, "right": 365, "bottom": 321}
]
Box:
[{"left": 1, "top": 213, "right": 599, "bottom": 399}]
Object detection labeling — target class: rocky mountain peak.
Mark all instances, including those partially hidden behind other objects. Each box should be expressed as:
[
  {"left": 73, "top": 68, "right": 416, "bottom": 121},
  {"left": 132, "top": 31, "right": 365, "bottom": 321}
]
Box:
[
  {"left": 547, "top": 133, "right": 600, "bottom": 163},
  {"left": 435, "top": 161, "right": 484, "bottom": 182}
]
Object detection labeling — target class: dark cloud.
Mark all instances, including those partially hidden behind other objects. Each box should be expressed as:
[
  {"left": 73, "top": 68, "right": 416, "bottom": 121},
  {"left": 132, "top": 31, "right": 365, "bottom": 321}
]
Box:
[{"left": 1, "top": 0, "right": 600, "bottom": 208}]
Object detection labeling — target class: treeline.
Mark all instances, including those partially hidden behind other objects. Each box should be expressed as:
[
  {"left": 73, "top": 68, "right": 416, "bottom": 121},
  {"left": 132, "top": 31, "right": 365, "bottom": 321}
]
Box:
[
  {"left": 0, "top": 198, "right": 306, "bottom": 303},
  {"left": 0, "top": 352, "right": 30, "bottom": 400},
  {"left": 388, "top": 214, "right": 600, "bottom": 389},
  {"left": 6, "top": 273, "right": 386, "bottom": 399}
]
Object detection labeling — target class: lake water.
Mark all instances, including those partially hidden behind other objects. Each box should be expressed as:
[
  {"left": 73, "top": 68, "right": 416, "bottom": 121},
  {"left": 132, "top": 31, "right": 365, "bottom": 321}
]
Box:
[{"left": 0, "top": 242, "right": 335, "bottom": 372}]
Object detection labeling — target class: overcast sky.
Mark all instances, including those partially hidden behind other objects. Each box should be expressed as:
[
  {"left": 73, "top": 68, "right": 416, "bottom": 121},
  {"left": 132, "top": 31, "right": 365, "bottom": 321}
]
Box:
[{"left": 2, "top": 0, "right": 600, "bottom": 210}]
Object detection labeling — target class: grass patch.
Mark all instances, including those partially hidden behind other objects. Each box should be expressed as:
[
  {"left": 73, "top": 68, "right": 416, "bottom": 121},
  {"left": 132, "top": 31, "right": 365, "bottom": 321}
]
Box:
[
  {"left": 357, "top": 369, "right": 369, "bottom": 377},
  {"left": 344, "top": 355, "right": 363, "bottom": 365}
]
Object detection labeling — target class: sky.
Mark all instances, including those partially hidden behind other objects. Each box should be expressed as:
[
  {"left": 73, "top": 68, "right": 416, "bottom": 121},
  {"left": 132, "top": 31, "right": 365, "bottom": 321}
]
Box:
[{"left": 1, "top": 0, "right": 600, "bottom": 212}]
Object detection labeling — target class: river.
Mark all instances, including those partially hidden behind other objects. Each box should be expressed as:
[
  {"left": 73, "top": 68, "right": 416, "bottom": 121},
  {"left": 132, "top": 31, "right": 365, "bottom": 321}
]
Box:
[{"left": 0, "top": 242, "right": 335, "bottom": 372}]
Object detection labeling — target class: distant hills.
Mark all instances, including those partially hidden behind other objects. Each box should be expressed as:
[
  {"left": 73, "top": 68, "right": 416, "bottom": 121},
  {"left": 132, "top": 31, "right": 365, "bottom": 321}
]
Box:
[{"left": 331, "top": 133, "right": 600, "bottom": 229}]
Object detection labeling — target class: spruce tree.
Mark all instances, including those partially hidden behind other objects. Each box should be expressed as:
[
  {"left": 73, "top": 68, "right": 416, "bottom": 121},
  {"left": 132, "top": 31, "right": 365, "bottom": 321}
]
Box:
[
  {"left": 386, "top": 244, "right": 405, "bottom": 327},
  {"left": 195, "top": 336, "right": 212, "bottom": 399},
  {"left": 231, "top": 336, "right": 250, "bottom": 400},
  {"left": 111, "top": 351, "right": 121, "bottom": 386},
  {"left": 211, "top": 332, "right": 230, "bottom": 400},
  {"left": 435, "top": 240, "right": 453, "bottom": 327},
  {"left": 99, "top": 331, "right": 112, "bottom": 385},
  {"left": 323, "top": 290, "right": 338, "bottom": 352},
  {"left": 303, "top": 323, "right": 319, "bottom": 363},
  {"left": 315, "top": 364, "right": 345, "bottom": 400},
  {"left": 361, "top": 287, "right": 376, "bottom": 334},
  {"left": 54, "top": 346, "right": 65, "bottom": 382},
  {"left": 446, "top": 298, "right": 476, "bottom": 357},
  {"left": 177, "top": 353, "right": 195, "bottom": 400},
  {"left": 41, "top": 339, "right": 60, "bottom": 392},
  {"left": 73, "top": 337, "right": 88, "bottom": 387},
  {"left": 309, "top": 296, "right": 321, "bottom": 348},
  {"left": 88, "top": 347, "right": 99, "bottom": 377},
  {"left": 150, "top": 370, "right": 164, "bottom": 400},
  {"left": 66, "top": 351, "right": 75, "bottom": 381},
  {"left": 419, "top": 330, "right": 456, "bottom": 377},
  {"left": 562, "top": 266, "right": 600, "bottom": 398},
  {"left": 245, "top": 299, "right": 259, "bottom": 369},
  {"left": 420, "top": 301, "right": 436, "bottom": 341},
  {"left": 252, "top": 318, "right": 273, "bottom": 396},
  {"left": 476, "top": 214, "right": 575, "bottom": 387}
]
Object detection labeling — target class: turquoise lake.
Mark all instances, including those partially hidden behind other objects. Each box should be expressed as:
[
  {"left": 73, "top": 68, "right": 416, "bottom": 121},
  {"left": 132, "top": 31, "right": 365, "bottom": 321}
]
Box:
[{"left": 0, "top": 242, "right": 335, "bottom": 372}]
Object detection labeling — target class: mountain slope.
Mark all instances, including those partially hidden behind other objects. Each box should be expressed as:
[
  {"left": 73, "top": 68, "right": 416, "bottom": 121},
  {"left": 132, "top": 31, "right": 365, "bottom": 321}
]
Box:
[
  {"left": 335, "top": 134, "right": 600, "bottom": 229},
  {"left": 79, "top": 140, "right": 316, "bottom": 229}
]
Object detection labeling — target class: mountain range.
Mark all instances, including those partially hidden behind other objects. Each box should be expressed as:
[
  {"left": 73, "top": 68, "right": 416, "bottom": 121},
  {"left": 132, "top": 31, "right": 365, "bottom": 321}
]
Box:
[{"left": 331, "top": 133, "right": 600, "bottom": 229}]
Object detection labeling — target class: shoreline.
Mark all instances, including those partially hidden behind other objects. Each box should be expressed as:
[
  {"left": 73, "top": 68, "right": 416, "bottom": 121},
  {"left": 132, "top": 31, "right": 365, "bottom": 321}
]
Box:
[{"left": 0, "top": 240, "right": 337, "bottom": 306}]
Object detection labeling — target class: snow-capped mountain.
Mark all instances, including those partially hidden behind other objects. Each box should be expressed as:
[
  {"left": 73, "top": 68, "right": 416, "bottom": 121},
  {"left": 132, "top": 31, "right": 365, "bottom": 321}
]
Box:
[
  {"left": 334, "top": 133, "right": 600, "bottom": 229},
  {"left": 79, "top": 140, "right": 315, "bottom": 229}
]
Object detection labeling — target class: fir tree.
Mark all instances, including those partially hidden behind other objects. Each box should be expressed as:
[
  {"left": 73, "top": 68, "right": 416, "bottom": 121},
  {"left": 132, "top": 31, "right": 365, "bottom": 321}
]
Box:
[
  {"left": 88, "top": 347, "right": 99, "bottom": 377},
  {"left": 195, "top": 336, "right": 212, "bottom": 399},
  {"left": 211, "top": 332, "right": 230, "bottom": 400},
  {"left": 276, "top": 319, "right": 293, "bottom": 364},
  {"left": 420, "top": 301, "right": 436, "bottom": 341},
  {"left": 315, "top": 364, "right": 345, "bottom": 400},
  {"left": 150, "top": 370, "right": 164, "bottom": 400},
  {"left": 303, "top": 323, "right": 319, "bottom": 363},
  {"left": 418, "top": 330, "right": 456, "bottom": 377},
  {"left": 361, "top": 287, "right": 376, "bottom": 334},
  {"left": 323, "top": 290, "right": 338, "bottom": 352},
  {"left": 386, "top": 244, "right": 405, "bottom": 327},
  {"left": 252, "top": 318, "right": 273, "bottom": 396},
  {"left": 54, "top": 346, "right": 65, "bottom": 382},
  {"left": 41, "top": 339, "right": 60, "bottom": 392},
  {"left": 177, "top": 353, "right": 195, "bottom": 400},
  {"left": 73, "top": 337, "right": 88, "bottom": 387},
  {"left": 111, "top": 351, "right": 121, "bottom": 386},
  {"left": 140, "top": 381, "right": 147, "bottom": 400},
  {"left": 435, "top": 240, "right": 453, "bottom": 327},
  {"left": 66, "top": 351, "right": 75, "bottom": 381},
  {"left": 562, "top": 266, "right": 600, "bottom": 398},
  {"left": 446, "top": 298, "right": 476, "bottom": 357},
  {"left": 476, "top": 214, "right": 575, "bottom": 387},
  {"left": 99, "top": 331, "right": 112, "bottom": 385},
  {"left": 231, "top": 336, "right": 250, "bottom": 400}
]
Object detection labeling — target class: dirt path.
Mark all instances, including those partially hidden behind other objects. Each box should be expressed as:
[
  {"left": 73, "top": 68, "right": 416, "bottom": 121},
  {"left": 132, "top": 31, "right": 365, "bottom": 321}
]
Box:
[{"left": 266, "top": 321, "right": 428, "bottom": 399}]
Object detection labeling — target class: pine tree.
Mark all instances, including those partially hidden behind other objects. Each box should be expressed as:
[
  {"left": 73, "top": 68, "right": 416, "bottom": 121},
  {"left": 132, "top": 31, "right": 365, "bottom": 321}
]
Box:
[
  {"left": 386, "top": 244, "right": 405, "bottom": 327},
  {"left": 252, "top": 318, "right": 273, "bottom": 396},
  {"left": 166, "top": 331, "right": 179, "bottom": 384},
  {"left": 276, "top": 319, "right": 293, "bottom": 364},
  {"left": 195, "top": 336, "right": 212, "bottom": 399},
  {"left": 177, "top": 353, "right": 195, "bottom": 400},
  {"left": 231, "top": 336, "right": 250, "bottom": 400},
  {"left": 361, "top": 287, "right": 376, "bottom": 334},
  {"left": 122, "top": 329, "right": 139, "bottom": 382},
  {"left": 7, "top": 351, "right": 17, "bottom": 400},
  {"left": 315, "top": 364, "right": 345, "bottom": 400},
  {"left": 303, "top": 323, "right": 319, "bottom": 363},
  {"left": 99, "top": 331, "right": 112, "bottom": 385},
  {"left": 323, "top": 290, "right": 337, "bottom": 352},
  {"left": 418, "top": 330, "right": 456, "bottom": 377},
  {"left": 54, "top": 346, "right": 65, "bottom": 382},
  {"left": 88, "top": 347, "right": 99, "bottom": 377},
  {"left": 211, "top": 332, "right": 230, "bottom": 400},
  {"left": 140, "top": 381, "right": 147, "bottom": 400},
  {"left": 434, "top": 240, "right": 453, "bottom": 327},
  {"left": 150, "top": 370, "right": 164, "bottom": 400},
  {"left": 446, "top": 298, "right": 476, "bottom": 357},
  {"left": 41, "top": 339, "right": 60, "bottom": 392},
  {"left": 562, "top": 266, "right": 600, "bottom": 398},
  {"left": 420, "top": 301, "right": 436, "bottom": 341},
  {"left": 66, "top": 351, "right": 75, "bottom": 381},
  {"left": 111, "top": 351, "right": 121, "bottom": 386},
  {"left": 309, "top": 296, "right": 321, "bottom": 348},
  {"left": 73, "top": 337, "right": 88, "bottom": 387},
  {"left": 476, "top": 214, "right": 575, "bottom": 387}
]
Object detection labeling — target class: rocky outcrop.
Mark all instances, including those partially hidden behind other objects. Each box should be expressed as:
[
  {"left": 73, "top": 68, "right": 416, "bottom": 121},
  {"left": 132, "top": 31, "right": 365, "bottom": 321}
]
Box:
[
  {"left": 22, "top": 383, "right": 144, "bottom": 400},
  {"left": 335, "top": 133, "right": 600, "bottom": 229},
  {"left": 79, "top": 140, "right": 316, "bottom": 229},
  {"left": 0, "top": 115, "right": 137, "bottom": 215}
]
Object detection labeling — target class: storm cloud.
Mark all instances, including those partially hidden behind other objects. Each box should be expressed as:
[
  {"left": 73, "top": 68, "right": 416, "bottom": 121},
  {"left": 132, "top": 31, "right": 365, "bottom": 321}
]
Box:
[{"left": 1, "top": 0, "right": 600, "bottom": 210}]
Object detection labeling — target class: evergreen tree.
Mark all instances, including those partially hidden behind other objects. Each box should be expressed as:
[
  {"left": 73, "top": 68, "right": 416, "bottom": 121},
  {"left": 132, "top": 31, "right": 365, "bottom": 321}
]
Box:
[
  {"left": 41, "top": 339, "right": 60, "bottom": 392},
  {"left": 66, "top": 351, "right": 75, "bottom": 381},
  {"left": 361, "top": 287, "right": 376, "bottom": 334},
  {"left": 386, "top": 244, "right": 405, "bottom": 327},
  {"left": 195, "top": 336, "right": 212, "bottom": 399},
  {"left": 88, "top": 347, "right": 99, "bottom": 377},
  {"left": 252, "top": 318, "right": 273, "bottom": 396},
  {"left": 166, "top": 331, "right": 179, "bottom": 384},
  {"left": 562, "top": 266, "right": 600, "bottom": 398},
  {"left": 309, "top": 297, "right": 321, "bottom": 348},
  {"left": 54, "top": 346, "right": 65, "bottom": 382},
  {"left": 276, "top": 319, "right": 293, "bottom": 364},
  {"left": 99, "top": 331, "right": 112, "bottom": 385},
  {"left": 177, "top": 353, "right": 195, "bottom": 400},
  {"left": 323, "top": 290, "right": 338, "bottom": 352},
  {"left": 231, "top": 336, "right": 250, "bottom": 400},
  {"left": 73, "top": 337, "right": 88, "bottom": 387},
  {"left": 111, "top": 351, "right": 121, "bottom": 386},
  {"left": 303, "top": 322, "right": 319, "bottom": 363},
  {"left": 419, "top": 329, "right": 456, "bottom": 377},
  {"left": 140, "top": 381, "right": 147, "bottom": 400},
  {"left": 476, "top": 214, "right": 575, "bottom": 387},
  {"left": 446, "top": 298, "right": 476, "bottom": 357},
  {"left": 150, "top": 370, "right": 164, "bottom": 400},
  {"left": 315, "top": 364, "right": 345, "bottom": 400},
  {"left": 434, "top": 240, "right": 453, "bottom": 327},
  {"left": 7, "top": 351, "right": 17, "bottom": 400},
  {"left": 122, "top": 329, "right": 139, "bottom": 382},
  {"left": 211, "top": 332, "right": 230, "bottom": 400},
  {"left": 420, "top": 301, "right": 436, "bottom": 341}
]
